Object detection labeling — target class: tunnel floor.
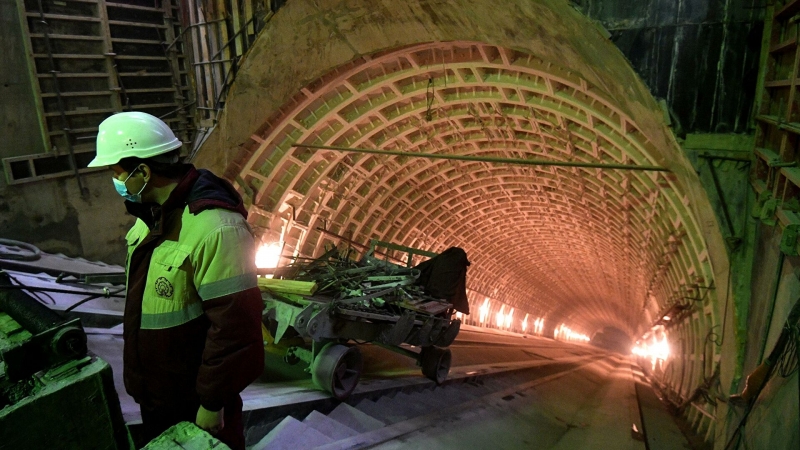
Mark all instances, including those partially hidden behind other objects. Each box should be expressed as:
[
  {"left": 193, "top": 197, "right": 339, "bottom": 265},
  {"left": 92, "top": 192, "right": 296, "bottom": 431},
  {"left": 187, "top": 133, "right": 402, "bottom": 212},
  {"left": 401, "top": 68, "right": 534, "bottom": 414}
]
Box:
[
  {"left": 371, "top": 362, "right": 641, "bottom": 449},
  {"left": 368, "top": 354, "right": 688, "bottom": 450},
  {"left": 86, "top": 324, "right": 694, "bottom": 449}
]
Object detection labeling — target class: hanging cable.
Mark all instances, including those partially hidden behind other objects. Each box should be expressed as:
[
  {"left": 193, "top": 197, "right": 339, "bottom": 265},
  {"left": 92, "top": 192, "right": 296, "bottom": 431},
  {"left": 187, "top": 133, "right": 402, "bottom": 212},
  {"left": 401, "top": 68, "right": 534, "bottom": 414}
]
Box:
[
  {"left": 0, "top": 239, "right": 41, "bottom": 261},
  {"left": 724, "top": 300, "right": 800, "bottom": 450},
  {"left": 0, "top": 284, "right": 124, "bottom": 298},
  {"left": 64, "top": 287, "right": 126, "bottom": 312},
  {"left": 0, "top": 270, "right": 54, "bottom": 305},
  {"left": 777, "top": 324, "right": 799, "bottom": 378},
  {"left": 425, "top": 78, "right": 434, "bottom": 122},
  {"left": 702, "top": 327, "right": 722, "bottom": 379}
]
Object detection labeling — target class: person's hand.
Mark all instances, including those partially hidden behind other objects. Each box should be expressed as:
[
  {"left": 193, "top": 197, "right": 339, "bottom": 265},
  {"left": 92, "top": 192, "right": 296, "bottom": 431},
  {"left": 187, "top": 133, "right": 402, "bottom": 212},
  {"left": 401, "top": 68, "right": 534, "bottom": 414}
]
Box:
[{"left": 196, "top": 405, "right": 225, "bottom": 434}]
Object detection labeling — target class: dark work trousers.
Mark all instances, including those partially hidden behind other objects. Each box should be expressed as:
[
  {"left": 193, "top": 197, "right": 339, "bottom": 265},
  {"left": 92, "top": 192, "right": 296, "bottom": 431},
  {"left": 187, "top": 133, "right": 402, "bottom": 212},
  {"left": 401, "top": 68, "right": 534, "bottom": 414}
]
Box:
[{"left": 139, "top": 395, "right": 245, "bottom": 450}]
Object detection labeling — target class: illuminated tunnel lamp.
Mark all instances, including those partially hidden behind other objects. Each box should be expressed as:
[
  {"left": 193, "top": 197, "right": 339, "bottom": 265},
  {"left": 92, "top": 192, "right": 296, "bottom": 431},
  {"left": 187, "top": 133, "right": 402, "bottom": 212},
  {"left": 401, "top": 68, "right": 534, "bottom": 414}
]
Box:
[
  {"left": 554, "top": 323, "right": 590, "bottom": 342},
  {"left": 470, "top": 295, "right": 533, "bottom": 333},
  {"left": 534, "top": 318, "right": 545, "bottom": 335},
  {"left": 496, "top": 305, "right": 506, "bottom": 328},
  {"left": 504, "top": 308, "right": 514, "bottom": 329},
  {"left": 479, "top": 298, "right": 490, "bottom": 324},
  {"left": 256, "top": 242, "right": 284, "bottom": 270},
  {"left": 632, "top": 326, "right": 670, "bottom": 365}
]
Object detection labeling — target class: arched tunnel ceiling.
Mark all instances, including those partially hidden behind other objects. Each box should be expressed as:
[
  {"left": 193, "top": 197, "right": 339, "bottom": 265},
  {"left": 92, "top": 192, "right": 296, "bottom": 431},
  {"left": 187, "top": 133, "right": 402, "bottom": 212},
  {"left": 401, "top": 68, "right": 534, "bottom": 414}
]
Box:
[{"left": 196, "top": 0, "right": 728, "bottom": 339}]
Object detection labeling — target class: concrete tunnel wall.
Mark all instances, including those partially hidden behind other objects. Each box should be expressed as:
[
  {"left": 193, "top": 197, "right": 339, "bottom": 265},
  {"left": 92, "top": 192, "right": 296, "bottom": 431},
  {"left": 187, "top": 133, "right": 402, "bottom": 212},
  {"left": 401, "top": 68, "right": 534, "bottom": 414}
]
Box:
[{"left": 193, "top": 0, "right": 735, "bottom": 425}]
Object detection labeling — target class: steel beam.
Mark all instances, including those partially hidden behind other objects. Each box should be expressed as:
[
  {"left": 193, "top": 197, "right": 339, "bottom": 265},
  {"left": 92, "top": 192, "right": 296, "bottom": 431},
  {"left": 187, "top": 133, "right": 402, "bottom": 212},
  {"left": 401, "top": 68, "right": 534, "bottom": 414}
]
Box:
[{"left": 292, "top": 143, "right": 671, "bottom": 172}]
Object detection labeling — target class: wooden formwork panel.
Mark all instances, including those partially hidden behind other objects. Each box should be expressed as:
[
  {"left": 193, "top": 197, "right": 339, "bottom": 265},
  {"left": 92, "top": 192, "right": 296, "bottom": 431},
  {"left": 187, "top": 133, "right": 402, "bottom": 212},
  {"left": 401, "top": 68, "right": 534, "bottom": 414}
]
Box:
[
  {"left": 6, "top": 0, "right": 193, "bottom": 184},
  {"left": 755, "top": 1, "right": 800, "bottom": 234}
]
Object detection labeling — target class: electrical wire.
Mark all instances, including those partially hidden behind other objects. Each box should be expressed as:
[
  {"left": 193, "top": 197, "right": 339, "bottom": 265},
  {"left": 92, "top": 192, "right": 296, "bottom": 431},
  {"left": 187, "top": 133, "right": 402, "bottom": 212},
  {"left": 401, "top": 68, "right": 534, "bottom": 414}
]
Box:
[
  {"left": 702, "top": 327, "right": 722, "bottom": 379},
  {"left": 32, "top": 289, "right": 56, "bottom": 306},
  {"left": 777, "top": 325, "right": 799, "bottom": 379},
  {"left": 425, "top": 78, "right": 435, "bottom": 121},
  {"left": 1, "top": 269, "right": 125, "bottom": 312},
  {"left": 0, "top": 284, "right": 124, "bottom": 298},
  {"left": 722, "top": 323, "right": 798, "bottom": 449},
  {"left": 723, "top": 384, "right": 763, "bottom": 450},
  {"left": 1, "top": 270, "right": 55, "bottom": 305},
  {"left": 65, "top": 287, "right": 126, "bottom": 313},
  {"left": 0, "top": 239, "right": 42, "bottom": 261}
]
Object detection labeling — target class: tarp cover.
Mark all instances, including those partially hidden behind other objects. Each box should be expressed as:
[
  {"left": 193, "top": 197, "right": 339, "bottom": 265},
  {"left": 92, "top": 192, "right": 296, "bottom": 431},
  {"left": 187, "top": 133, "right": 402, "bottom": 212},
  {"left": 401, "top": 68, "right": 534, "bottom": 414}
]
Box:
[{"left": 414, "top": 247, "right": 471, "bottom": 314}]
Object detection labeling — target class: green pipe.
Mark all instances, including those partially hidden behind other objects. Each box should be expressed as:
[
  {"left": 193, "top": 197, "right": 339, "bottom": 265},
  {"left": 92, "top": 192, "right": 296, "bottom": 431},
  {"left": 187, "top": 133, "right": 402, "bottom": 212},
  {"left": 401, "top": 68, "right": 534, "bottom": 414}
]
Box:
[{"left": 292, "top": 143, "right": 671, "bottom": 172}]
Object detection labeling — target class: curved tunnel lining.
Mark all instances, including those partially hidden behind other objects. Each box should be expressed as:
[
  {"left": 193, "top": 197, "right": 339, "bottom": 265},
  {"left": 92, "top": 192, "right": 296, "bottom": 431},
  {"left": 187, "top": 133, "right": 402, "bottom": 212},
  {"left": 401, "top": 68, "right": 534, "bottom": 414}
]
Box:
[
  {"left": 197, "top": 7, "right": 727, "bottom": 404},
  {"left": 232, "top": 41, "right": 713, "bottom": 335}
]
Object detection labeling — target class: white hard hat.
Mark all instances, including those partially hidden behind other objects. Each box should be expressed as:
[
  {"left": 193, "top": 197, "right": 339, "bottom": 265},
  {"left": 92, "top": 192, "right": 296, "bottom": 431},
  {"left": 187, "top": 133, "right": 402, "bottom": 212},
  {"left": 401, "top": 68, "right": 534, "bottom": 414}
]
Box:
[{"left": 88, "top": 111, "right": 182, "bottom": 167}]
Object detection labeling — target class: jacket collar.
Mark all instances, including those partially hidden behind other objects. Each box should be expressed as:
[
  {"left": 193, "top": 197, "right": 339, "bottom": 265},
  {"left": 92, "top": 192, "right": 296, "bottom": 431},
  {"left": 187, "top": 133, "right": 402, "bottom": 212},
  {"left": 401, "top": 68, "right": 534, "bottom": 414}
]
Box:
[
  {"left": 125, "top": 165, "right": 199, "bottom": 234},
  {"left": 186, "top": 169, "right": 248, "bottom": 219}
]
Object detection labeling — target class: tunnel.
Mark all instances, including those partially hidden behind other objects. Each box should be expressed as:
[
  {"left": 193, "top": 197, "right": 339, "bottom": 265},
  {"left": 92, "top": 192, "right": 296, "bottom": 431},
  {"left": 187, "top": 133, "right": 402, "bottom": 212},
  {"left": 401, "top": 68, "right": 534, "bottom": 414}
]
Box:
[
  {"left": 0, "top": 0, "right": 797, "bottom": 449},
  {"left": 199, "top": 0, "right": 725, "bottom": 357},
  {"left": 196, "top": 0, "right": 729, "bottom": 426},
  {"left": 189, "top": 0, "right": 731, "bottom": 446}
]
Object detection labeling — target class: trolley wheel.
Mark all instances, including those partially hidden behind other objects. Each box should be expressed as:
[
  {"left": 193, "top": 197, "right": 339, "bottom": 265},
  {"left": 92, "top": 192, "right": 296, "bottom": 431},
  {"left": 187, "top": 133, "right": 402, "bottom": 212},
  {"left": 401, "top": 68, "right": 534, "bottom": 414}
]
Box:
[
  {"left": 420, "top": 346, "right": 451, "bottom": 385},
  {"left": 435, "top": 319, "right": 461, "bottom": 347},
  {"left": 311, "top": 343, "right": 363, "bottom": 400}
]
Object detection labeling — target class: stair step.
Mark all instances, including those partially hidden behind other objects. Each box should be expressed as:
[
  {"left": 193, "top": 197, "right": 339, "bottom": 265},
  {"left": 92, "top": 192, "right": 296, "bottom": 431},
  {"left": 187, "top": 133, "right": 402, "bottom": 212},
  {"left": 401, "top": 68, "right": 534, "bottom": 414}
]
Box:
[
  {"left": 354, "top": 398, "right": 402, "bottom": 424},
  {"left": 383, "top": 392, "right": 430, "bottom": 416},
  {"left": 302, "top": 410, "right": 359, "bottom": 441},
  {"left": 373, "top": 397, "right": 418, "bottom": 424},
  {"left": 326, "top": 403, "right": 385, "bottom": 433},
  {"left": 403, "top": 389, "right": 449, "bottom": 410},
  {"left": 435, "top": 386, "right": 477, "bottom": 405},
  {"left": 250, "top": 416, "right": 332, "bottom": 450}
]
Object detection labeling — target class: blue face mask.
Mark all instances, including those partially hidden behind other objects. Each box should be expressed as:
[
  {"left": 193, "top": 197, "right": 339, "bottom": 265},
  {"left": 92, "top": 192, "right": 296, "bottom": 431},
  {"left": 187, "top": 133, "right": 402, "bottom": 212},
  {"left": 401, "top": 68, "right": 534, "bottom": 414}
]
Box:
[{"left": 112, "top": 167, "right": 147, "bottom": 203}]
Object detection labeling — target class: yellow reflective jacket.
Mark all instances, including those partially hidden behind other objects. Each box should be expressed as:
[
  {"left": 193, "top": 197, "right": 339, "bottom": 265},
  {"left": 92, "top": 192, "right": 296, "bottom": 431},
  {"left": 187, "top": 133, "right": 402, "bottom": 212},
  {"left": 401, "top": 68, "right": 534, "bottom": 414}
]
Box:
[{"left": 123, "top": 166, "right": 264, "bottom": 412}]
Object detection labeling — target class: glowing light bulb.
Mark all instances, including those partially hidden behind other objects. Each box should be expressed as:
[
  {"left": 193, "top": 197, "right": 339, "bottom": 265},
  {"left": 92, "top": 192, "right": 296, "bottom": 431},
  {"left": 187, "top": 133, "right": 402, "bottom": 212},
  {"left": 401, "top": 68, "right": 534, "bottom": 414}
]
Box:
[
  {"left": 505, "top": 308, "right": 514, "bottom": 329},
  {"left": 479, "top": 298, "right": 490, "bottom": 324},
  {"left": 496, "top": 305, "right": 505, "bottom": 328},
  {"left": 255, "top": 242, "right": 283, "bottom": 271}
]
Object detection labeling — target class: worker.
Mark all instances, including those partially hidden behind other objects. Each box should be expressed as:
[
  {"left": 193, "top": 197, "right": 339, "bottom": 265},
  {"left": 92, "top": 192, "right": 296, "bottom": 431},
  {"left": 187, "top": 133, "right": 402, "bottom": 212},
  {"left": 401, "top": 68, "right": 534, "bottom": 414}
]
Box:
[{"left": 88, "top": 111, "right": 264, "bottom": 449}]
